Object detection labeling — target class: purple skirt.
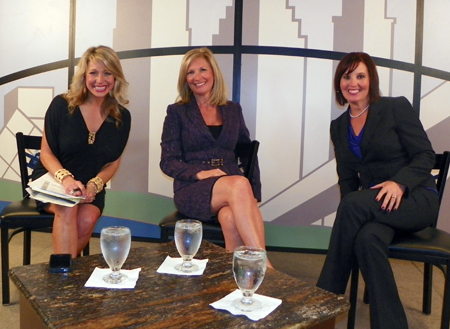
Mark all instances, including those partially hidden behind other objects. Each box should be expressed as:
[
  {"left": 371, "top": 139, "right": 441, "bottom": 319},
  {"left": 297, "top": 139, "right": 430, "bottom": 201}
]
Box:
[{"left": 173, "top": 176, "right": 222, "bottom": 222}]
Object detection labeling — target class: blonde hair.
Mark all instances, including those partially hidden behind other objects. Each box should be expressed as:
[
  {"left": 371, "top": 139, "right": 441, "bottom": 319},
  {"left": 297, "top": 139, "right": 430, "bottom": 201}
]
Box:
[
  {"left": 176, "top": 47, "right": 228, "bottom": 106},
  {"left": 65, "top": 45, "right": 129, "bottom": 126}
]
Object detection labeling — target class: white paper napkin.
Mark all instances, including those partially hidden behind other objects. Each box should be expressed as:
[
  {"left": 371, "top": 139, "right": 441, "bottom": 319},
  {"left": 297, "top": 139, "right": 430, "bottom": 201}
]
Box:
[
  {"left": 84, "top": 267, "right": 142, "bottom": 289},
  {"left": 156, "top": 255, "right": 208, "bottom": 276},
  {"left": 210, "top": 289, "right": 282, "bottom": 321}
]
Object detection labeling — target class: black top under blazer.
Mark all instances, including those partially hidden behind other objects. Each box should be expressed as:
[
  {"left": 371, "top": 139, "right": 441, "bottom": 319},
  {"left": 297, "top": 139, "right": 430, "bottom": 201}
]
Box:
[{"left": 330, "top": 96, "right": 436, "bottom": 199}]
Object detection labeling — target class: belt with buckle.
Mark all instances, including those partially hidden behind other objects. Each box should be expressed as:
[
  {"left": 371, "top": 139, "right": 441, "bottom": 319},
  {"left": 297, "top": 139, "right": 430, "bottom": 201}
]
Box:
[{"left": 202, "top": 159, "right": 224, "bottom": 166}]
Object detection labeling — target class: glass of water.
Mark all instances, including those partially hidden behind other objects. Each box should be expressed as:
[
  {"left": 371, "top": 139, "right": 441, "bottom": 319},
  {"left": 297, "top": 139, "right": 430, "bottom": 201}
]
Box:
[
  {"left": 100, "top": 226, "right": 131, "bottom": 284},
  {"left": 174, "top": 219, "right": 203, "bottom": 273},
  {"left": 232, "top": 246, "right": 267, "bottom": 312}
]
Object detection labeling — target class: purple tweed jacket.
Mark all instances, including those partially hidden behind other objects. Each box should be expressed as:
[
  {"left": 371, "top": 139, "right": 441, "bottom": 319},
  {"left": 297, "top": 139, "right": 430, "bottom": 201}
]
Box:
[{"left": 160, "top": 97, "right": 262, "bottom": 201}]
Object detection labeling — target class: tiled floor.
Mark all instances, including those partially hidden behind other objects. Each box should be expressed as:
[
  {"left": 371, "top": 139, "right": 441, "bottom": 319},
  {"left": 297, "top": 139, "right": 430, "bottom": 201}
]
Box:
[{"left": 0, "top": 231, "right": 445, "bottom": 329}]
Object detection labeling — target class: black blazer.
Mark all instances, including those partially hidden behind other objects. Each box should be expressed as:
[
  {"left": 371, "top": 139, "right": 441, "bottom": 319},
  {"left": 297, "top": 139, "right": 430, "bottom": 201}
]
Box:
[{"left": 330, "top": 96, "right": 436, "bottom": 199}]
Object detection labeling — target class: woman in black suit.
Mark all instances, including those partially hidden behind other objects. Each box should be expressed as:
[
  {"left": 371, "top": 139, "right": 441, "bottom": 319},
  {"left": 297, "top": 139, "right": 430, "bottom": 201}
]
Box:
[
  {"left": 316, "top": 52, "right": 438, "bottom": 329},
  {"left": 160, "top": 48, "right": 271, "bottom": 266}
]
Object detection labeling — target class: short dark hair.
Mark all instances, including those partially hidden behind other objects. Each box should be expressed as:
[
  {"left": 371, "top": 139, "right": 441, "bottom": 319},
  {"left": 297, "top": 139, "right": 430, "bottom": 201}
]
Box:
[{"left": 334, "top": 52, "right": 381, "bottom": 106}]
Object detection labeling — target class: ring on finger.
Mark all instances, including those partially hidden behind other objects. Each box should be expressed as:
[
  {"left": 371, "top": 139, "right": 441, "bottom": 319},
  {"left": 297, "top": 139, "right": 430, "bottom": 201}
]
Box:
[{"left": 391, "top": 195, "right": 397, "bottom": 199}]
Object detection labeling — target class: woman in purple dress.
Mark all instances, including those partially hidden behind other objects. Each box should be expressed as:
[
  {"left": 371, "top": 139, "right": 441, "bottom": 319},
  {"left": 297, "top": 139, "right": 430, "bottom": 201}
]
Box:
[{"left": 160, "top": 48, "right": 271, "bottom": 267}]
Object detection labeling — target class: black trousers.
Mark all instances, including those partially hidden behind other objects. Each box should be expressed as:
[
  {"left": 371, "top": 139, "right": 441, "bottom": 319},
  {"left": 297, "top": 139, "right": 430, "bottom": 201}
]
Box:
[{"left": 317, "top": 187, "right": 439, "bottom": 329}]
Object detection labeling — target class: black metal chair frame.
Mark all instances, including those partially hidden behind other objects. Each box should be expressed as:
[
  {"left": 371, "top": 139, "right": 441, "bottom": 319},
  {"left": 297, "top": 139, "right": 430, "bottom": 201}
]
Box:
[
  {"left": 347, "top": 151, "right": 450, "bottom": 329},
  {"left": 0, "top": 132, "right": 89, "bottom": 305},
  {"left": 159, "top": 140, "right": 260, "bottom": 245}
]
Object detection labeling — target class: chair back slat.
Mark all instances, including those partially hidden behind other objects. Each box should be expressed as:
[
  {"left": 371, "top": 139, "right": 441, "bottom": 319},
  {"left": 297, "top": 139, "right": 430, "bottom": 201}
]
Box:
[
  {"left": 234, "top": 140, "right": 260, "bottom": 183},
  {"left": 435, "top": 151, "right": 450, "bottom": 205},
  {"left": 430, "top": 151, "right": 450, "bottom": 228},
  {"left": 16, "top": 132, "right": 42, "bottom": 198}
]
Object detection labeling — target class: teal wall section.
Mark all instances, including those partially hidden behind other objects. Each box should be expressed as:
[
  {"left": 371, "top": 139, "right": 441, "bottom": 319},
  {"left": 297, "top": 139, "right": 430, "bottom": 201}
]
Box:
[
  {"left": 103, "top": 190, "right": 175, "bottom": 226},
  {"left": 265, "top": 224, "right": 330, "bottom": 250},
  {"left": 0, "top": 180, "right": 22, "bottom": 201}
]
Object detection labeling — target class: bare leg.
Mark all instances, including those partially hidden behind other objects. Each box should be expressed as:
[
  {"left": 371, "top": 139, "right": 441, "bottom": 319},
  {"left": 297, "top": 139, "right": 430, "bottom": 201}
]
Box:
[
  {"left": 212, "top": 175, "right": 273, "bottom": 268},
  {"left": 47, "top": 204, "right": 79, "bottom": 257},
  {"left": 217, "top": 206, "right": 244, "bottom": 249},
  {"left": 46, "top": 204, "right": 100, "bottom": 258},
  {"left": 76, "top": 204, "right": 100, "bottom": 255}
]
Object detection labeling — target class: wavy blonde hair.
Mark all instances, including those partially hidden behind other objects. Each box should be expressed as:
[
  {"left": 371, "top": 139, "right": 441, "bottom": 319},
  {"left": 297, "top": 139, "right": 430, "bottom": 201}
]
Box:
[
  {"left": 176, "top": 47, "right": 228, "bottom": 106},
  {"left": 64, "top": 45, "right": 129, "bottom": 126}
]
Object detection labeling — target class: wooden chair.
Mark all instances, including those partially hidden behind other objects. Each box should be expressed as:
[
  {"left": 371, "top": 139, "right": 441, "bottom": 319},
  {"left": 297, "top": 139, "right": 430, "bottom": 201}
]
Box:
[
  {"left": 0, "top": 132, "right": 89, "bottom": 305},
  {"left": 159, "top": 140, "right": 260, "bottom": 245},
  {"left": 347, "top": 151, "right": 450, "bottom": 329}
]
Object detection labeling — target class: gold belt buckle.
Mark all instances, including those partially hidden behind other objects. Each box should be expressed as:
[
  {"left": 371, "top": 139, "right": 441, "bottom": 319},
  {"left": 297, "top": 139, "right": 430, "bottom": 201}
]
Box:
[{"left": 210, "top": 159, "right": 224, "bottom": 166}]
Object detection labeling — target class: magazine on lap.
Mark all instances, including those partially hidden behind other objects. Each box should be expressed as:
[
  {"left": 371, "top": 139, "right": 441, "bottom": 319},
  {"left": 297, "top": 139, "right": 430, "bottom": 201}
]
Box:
[{"left": 27, "top": 172, "right": 84, "bottom": 207}]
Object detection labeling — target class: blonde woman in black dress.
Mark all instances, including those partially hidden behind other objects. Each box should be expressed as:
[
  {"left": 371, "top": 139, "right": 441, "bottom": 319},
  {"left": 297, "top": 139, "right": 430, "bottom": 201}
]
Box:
[{"left": 32, "top": 46, "right": 131, "bottom": 258}]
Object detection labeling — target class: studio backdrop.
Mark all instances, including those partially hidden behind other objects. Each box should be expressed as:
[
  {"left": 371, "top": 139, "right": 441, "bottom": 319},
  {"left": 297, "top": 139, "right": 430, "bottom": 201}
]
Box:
[{"left": 0, "top": 0, "right": 449, "bottom": 249}]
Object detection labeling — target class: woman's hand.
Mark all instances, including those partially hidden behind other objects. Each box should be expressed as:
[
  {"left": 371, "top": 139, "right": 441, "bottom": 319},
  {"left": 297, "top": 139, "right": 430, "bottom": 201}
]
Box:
[
  {"left": 62, "top": 176, "right": 86, "bottom": 198},
  {"left": 61, "top": 176, "right": 96, "bottom": 203},
  {"left": 81, "top": 183, "right": 97, "bottom": 204},
  {"left": 195, "top": 169, "right": 227, "bottom": 180},
  {"left": 371, "top": 180, "right": 406, "bottom": 212}
]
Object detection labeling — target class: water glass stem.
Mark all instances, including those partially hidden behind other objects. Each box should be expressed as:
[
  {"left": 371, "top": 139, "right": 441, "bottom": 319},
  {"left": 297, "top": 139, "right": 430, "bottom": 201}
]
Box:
[
  {"left": 110, "top": 269, "right": 121, "bottom": 278},
  {"left": 241, "top": 291, "right": 254, "bottom": 305},
  {"left": 181, "top": 260, "right": 194, "bottom": 270}
]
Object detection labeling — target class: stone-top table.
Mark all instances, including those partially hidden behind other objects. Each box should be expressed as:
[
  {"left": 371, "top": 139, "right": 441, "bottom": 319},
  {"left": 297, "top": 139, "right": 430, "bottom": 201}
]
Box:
[{"left": 10, "top": 241, "right": 348, "bottom": 328}]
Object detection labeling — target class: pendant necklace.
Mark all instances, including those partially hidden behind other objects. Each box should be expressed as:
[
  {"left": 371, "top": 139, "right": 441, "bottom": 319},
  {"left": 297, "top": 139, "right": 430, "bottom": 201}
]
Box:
[
  {"left": 81, "top": 104, "right": 100, "bottom": 144},
  {"left": 349, "top": 104, "right": 370, "bottom": 118},
  {"left": 88, "top": 132, "right": 96, "bottom": 144}
]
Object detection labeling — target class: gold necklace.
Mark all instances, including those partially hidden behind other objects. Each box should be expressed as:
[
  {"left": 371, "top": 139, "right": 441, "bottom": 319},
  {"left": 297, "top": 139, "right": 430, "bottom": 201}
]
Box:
[{"left": 88, "top": 132, "right": 96, "bottom": 144}]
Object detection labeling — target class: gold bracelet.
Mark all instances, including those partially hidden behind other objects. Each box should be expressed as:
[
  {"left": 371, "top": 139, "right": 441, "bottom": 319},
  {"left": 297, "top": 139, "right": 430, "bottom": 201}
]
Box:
[
  {"left": 54, "top": 169, "right": 73, "bottom": 184},
  {"left": 87, "top": 176, "right": 104, "bottom": 194},
  {"left": 87, "top": 181, "right": 98, "bottom": 194}
]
